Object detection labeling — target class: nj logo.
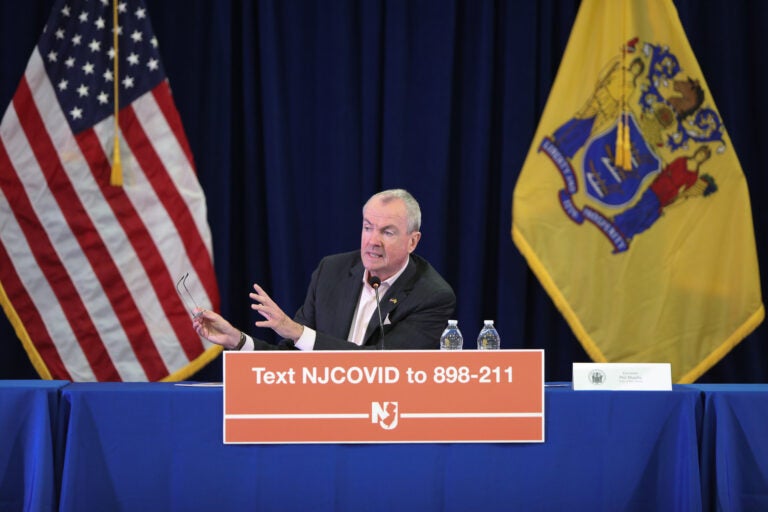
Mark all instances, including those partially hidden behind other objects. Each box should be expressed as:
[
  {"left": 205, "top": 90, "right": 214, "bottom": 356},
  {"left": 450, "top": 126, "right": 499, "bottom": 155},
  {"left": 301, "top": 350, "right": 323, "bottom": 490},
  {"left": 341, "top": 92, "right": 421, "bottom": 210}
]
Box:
[{"left": 371, "top": 401, "right": 399, "bottom": 430}]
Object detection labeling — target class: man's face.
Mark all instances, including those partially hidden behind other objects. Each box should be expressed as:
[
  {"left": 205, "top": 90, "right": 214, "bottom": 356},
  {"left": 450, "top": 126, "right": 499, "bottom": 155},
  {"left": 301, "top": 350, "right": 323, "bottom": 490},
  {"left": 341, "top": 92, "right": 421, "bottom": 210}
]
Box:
[{"left": 360, "top": 198, "right": 421, "bottom": 280}]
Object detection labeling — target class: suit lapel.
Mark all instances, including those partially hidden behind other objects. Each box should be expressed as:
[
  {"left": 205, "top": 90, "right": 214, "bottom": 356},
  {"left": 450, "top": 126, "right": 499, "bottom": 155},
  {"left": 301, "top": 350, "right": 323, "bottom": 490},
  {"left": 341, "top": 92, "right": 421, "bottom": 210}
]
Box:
[
  {"left": 362, "top": 257, "right": 418, "bottom": 345},
  {"left": 336, "top": 258, "right": 365, "bottom": 338}
]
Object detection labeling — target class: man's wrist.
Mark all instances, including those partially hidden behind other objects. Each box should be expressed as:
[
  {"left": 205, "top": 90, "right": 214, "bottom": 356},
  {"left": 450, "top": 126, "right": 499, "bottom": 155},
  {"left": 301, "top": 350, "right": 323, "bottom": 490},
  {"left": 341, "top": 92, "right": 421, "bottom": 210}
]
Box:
[
  {"left": 231, "top": 331, "right": 246, "bottom": 351},
  {"left": 282, "top": 321, "right": 304, "bottom": 342}
]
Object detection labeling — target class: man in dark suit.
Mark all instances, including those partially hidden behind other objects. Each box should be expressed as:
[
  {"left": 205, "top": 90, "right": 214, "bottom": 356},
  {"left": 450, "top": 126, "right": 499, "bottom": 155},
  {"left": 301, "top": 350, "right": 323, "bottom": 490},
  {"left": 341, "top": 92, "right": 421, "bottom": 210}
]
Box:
[{"left": 193, "top": 189, "right": 456, "bottom": 350}]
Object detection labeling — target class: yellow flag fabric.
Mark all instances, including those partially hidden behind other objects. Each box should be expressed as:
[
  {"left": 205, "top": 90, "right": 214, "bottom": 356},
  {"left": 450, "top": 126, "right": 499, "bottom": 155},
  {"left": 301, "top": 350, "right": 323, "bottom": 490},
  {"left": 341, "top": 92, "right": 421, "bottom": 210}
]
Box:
[{"left": 512, "top": 0, "right": 764, "bottom": 383}]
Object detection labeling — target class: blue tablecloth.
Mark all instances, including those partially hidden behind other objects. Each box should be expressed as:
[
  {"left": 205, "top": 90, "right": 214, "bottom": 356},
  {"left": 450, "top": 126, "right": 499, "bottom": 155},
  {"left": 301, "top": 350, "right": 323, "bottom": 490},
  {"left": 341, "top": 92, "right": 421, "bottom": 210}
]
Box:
[
  {"left": 692, "top": 384, "right": 768, "bottom": 512},
  {"left": 57, "top": 383, "right": 704, "bottom": 512},
  {"left": 0, "top": 380, "right": 67, "bottom": 512}
]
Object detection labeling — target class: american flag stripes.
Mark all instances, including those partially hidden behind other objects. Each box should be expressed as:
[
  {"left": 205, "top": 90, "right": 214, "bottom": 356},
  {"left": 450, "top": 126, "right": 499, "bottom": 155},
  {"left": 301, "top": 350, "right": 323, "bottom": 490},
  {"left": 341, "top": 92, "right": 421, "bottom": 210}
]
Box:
[{"left": 0, "top": 0, "right": 220, "bottom": 381}]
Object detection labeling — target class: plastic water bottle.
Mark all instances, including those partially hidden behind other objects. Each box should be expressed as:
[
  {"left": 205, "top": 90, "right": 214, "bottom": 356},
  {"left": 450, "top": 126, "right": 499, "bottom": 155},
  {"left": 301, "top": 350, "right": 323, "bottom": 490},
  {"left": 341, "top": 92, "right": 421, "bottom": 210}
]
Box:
[
  {"left": 477, "top": 320, "right": 500, "bottom": 350},
  {"left": 440, "top": 320, "right": 464, "bottom": 350}
]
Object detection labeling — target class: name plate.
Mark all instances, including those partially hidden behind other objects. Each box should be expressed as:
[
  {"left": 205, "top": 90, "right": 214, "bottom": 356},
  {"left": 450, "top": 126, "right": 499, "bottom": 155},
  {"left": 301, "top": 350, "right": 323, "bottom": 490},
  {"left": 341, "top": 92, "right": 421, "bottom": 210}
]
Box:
[
  {"left": 223, "top": 350, "right": 544, "bottom": 444},
  {"left": 572, "top": 363, "right": 672, "bottom": 391}
]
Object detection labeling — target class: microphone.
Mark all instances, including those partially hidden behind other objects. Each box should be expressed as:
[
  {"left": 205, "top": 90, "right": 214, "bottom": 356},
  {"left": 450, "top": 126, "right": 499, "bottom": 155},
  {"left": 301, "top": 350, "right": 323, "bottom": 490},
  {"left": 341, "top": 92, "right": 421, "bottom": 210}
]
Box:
[{"left": 368, "top": 275, "right": 385, "bottom": 350}]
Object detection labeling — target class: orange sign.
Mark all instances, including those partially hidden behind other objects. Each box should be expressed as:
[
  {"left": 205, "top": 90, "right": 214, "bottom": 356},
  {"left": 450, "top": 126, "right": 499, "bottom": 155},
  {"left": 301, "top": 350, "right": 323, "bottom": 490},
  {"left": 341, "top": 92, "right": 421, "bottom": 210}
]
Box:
[{"left": 223, "top": 350, "right": 544, "bottom": 444}]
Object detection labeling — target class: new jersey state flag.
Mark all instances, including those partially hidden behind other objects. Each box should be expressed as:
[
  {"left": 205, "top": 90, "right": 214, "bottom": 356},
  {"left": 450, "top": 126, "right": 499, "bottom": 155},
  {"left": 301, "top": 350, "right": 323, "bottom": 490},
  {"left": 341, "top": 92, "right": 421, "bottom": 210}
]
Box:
[
  {"left": 0, "top": 0, "right": 221, "bottom": 381},
  {"left": 512, "top": 0, "right": 763, "bottom": 383}
]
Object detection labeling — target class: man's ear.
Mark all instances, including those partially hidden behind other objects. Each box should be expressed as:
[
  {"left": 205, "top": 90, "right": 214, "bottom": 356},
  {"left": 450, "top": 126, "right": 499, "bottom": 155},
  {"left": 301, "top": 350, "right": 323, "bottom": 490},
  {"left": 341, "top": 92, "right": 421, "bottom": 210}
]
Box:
[{"left": 408, "top": 231, "right": 422, "bottom": 253}]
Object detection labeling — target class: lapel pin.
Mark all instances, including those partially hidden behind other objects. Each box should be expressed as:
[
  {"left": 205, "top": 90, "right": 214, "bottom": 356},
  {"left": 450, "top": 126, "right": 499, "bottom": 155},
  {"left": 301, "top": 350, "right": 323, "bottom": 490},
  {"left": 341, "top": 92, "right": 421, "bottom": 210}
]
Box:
[{"left": 389, "top": 298, "right": 398, "bottom": 304}]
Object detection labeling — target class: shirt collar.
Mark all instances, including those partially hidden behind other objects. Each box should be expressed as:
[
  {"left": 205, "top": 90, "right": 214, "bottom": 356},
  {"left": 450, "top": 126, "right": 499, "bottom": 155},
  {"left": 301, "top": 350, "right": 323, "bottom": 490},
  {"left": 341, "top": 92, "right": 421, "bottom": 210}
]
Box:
[{"left": 363, "top": 258, "right": 410, "bottom": 291}]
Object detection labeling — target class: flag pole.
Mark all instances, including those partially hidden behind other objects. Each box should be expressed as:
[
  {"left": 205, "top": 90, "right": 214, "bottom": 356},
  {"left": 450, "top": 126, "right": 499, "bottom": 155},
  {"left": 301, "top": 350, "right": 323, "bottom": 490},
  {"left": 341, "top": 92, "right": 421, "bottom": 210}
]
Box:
[{"left": 110, "top": 0, "right": 123, "bottom": 186}]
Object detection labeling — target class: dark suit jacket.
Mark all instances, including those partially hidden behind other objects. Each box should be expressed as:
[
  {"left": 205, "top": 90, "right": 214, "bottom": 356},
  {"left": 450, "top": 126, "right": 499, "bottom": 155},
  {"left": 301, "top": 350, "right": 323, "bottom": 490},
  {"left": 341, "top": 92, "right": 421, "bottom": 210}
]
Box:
[{"left": 253, "top": 250, "right": 456, "bottom": 350}]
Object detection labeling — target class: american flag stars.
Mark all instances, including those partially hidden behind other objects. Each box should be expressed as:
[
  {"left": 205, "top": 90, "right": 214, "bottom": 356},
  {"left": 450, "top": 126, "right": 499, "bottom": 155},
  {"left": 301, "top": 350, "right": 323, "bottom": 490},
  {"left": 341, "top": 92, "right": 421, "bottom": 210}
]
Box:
[{"left": 38, "top": 0, "right": 165, "bottom": 133}]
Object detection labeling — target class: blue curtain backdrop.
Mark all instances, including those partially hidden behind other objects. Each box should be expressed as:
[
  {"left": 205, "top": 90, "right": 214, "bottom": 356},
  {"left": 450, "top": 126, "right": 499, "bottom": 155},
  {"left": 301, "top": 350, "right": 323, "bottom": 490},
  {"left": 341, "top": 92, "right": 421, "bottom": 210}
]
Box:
[{"left": 0, "top": 0, "right": 765, "bottom": 382}]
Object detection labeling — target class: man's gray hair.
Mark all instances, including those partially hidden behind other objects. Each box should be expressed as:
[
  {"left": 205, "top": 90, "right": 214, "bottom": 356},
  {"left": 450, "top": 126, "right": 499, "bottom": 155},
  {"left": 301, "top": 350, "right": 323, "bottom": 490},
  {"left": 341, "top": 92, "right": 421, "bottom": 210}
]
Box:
[{"left": 365, "top": 189, "right": 422, "bottom": 233}]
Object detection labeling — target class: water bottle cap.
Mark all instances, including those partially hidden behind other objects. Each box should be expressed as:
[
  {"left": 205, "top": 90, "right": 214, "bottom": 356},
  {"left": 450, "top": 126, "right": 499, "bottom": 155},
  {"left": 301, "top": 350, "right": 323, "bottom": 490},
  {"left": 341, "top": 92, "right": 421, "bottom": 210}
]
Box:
[
  {"left": 483, "top": 320, "right": 494, "bottom": 324},
  {"left": 448, "top": 319, "right": 458, "bottom": 325}
]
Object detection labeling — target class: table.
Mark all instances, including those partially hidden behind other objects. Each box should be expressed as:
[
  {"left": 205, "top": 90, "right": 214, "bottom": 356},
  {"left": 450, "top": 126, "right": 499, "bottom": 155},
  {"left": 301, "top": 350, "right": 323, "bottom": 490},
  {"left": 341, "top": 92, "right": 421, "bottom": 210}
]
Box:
[
  {"left": 692, "top": 384, "right": 768, "bottom": 512},
  {"left": 0, "top": 380, "right": 67, "bottom": 512},
  {"left": 57, "top": 382, "right": 704, "bottom": 511}
]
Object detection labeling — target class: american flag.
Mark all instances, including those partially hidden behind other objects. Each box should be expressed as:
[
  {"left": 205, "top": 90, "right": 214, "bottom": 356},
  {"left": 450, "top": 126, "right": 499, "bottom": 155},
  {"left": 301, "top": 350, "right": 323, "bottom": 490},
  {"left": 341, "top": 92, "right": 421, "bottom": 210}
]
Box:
[{"left": 0, "top": 0, "right": 220, "bottom": 381}]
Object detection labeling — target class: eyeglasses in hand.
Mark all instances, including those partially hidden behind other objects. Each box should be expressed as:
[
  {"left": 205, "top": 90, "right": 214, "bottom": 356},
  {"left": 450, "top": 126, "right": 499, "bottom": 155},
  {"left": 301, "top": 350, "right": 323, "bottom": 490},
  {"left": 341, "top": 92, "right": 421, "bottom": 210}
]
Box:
[{"left": 176, "top": 272, "right": 204, "bottom": 319}]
